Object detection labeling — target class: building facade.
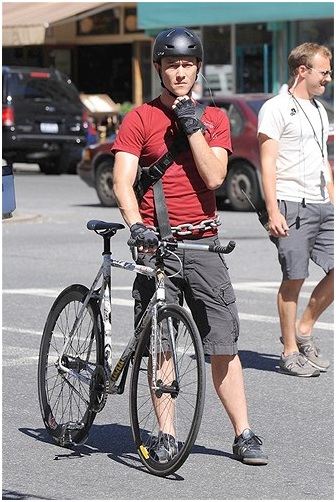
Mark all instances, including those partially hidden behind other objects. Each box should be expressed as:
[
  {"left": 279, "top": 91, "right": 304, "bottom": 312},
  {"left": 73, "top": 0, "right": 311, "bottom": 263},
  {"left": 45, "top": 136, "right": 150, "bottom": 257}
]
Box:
[{"left": 2, "top": 2, "right": 334, "bottom": 105}]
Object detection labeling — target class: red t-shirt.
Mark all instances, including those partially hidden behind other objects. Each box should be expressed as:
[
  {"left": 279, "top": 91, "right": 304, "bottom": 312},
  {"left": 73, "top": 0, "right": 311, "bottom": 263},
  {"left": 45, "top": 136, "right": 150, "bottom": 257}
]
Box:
[{"left": 112, "top": 97, "right": 232, "bottom": 234}]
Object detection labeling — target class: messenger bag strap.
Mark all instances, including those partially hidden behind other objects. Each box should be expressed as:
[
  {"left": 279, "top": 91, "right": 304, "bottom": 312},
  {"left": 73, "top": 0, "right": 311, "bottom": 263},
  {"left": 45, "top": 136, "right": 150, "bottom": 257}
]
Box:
[
  {"left": 137, "top": 103, "right": 206, "bottom": 240},
  {"left": 152, "top": 179, "right": 172, "bottom": 240},
  {"left": 135, "top": 103, "right": 206, "bottom": 203}
]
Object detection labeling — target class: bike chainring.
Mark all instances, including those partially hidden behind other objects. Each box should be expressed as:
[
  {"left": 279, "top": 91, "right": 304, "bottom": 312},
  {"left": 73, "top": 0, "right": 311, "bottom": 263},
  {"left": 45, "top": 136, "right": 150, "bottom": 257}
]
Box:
[{"left": 89, "top": 365, "right": 109, "bottom": 412}]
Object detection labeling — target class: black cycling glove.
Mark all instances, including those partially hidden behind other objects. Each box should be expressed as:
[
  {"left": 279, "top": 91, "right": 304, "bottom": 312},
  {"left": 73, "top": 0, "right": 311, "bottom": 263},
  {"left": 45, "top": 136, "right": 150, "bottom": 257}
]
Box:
[
  {"left": 130, "top": 222, "right": 159, "bottom": 248},
  {"left": 173, "top": 98, "right": 206, "bottom": 136}
]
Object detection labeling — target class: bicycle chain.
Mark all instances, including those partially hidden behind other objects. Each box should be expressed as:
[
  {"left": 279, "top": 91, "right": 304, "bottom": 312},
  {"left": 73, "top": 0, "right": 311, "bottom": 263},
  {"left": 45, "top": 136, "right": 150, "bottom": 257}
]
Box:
[{"left": 149, "top": 215, "right": 221, "bottom": 237}]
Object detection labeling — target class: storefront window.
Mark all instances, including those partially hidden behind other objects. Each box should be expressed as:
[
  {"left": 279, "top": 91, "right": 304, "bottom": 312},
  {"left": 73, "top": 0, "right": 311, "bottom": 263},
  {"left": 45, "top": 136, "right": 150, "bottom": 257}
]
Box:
[
  {"left": 295, "top": 20, "right": 334, "bottom": 48},
  {"left": 78, "top": 44, "right": 133, "bottom": 103},
  {"left": 77, "top": 8, "right": 120, "bottom": 35},
  {"left": 203, "top": 26, "right": 232, "bottom": 95},
  {"left": 295, "top": 20, "right": 334, "bottom": 103},
  {"left": 203, "top": 25, "right": 231, "bottom": 65},
  {"left": 124, "top": 7, "right": 143, "bottom": 33},
  {"left": 203, "top": 23, "right": 273, "bottom": 94},
  {"left": 235, "top": 24, "right": 272, "bottom": 93},
  {"left": 77, "top": 6, "right": 143, "bottom": 36}
]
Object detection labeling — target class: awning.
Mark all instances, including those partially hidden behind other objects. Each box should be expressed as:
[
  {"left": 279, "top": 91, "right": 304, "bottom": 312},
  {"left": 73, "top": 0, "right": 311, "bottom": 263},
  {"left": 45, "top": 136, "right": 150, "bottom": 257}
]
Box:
[
  {"left": 138, "top": 2, "right": 334, "bottom": 30},
  {"left": 2, "top": 2, "right": 112, "bottom": 46},
  {"left": 80, "top": 94, "right": 120, "bottom": 117}
]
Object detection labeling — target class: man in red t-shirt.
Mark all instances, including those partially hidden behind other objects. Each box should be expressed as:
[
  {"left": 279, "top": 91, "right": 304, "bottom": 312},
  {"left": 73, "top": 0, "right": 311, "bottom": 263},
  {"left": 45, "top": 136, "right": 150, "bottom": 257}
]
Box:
[{"left": 113, "top": 27, "right": 268, "bottom": 465}]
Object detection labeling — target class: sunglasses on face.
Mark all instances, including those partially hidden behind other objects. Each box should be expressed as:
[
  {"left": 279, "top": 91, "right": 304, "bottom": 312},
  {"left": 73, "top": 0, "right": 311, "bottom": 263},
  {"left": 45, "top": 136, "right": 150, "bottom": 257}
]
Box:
[{"left": 305, "top": 66, "right": 333, "bottom": 78}]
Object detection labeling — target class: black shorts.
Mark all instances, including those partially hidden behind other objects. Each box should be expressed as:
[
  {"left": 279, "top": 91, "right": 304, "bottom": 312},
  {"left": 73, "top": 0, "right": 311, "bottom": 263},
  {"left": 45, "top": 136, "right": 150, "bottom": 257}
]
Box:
[{"left": 132, "top": 237, "right": 240, "bottom": 356}]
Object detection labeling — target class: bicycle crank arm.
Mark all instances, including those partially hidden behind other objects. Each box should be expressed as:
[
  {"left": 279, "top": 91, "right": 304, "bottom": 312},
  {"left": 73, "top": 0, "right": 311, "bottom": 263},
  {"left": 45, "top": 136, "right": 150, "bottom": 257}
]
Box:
[{"left": 56, "top": 356, "right": 93, "bottom": 386}]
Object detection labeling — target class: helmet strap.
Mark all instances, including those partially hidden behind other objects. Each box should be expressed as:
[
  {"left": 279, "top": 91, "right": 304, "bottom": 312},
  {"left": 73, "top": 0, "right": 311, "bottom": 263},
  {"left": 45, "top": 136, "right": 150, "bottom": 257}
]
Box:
[{"left": 161, "top": 80, "right": 179, "bottom": 98}]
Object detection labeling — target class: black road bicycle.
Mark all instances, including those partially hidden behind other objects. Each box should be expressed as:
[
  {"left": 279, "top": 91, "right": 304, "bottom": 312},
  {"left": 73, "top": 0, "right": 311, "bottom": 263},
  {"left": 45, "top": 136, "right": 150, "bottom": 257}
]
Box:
[{"left": 37, "top": 220, "right": 235, "bottom": 476}]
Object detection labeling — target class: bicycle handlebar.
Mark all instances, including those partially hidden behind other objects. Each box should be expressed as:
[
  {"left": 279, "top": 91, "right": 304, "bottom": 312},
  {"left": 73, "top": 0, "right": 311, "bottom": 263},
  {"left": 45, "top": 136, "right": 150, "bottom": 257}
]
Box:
[
  {"left": 127, "top": 239, "right": 236, "bottom": 254},
  {"left": 86, "top": 220, "right": 235, "bottom": 255}
]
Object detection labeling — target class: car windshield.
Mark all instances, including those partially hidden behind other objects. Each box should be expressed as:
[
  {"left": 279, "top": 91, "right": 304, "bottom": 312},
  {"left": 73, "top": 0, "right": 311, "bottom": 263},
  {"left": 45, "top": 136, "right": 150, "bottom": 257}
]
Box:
[{"left": 245, "top": 99, "right": 269, "bottom": 115}]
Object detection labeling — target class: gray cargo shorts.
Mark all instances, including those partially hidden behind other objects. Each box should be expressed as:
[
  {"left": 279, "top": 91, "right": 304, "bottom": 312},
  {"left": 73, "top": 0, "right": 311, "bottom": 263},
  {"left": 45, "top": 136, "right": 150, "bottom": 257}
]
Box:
[
  {"left": 132, "top": 237, "right": 240, "bottom": 356},
  {"left": 271, "top": 200, "right": 334, "bottom": 280}
]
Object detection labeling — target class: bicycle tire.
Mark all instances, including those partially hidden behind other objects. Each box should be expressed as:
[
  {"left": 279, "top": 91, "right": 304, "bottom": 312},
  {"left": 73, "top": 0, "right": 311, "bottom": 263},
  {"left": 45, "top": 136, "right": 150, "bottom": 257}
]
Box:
[
  {"left": 38, "top": 284, "right": 104, "bottom": 447},
  {"left": 129, "top": 304, "right": 206, "bottom": 476}
]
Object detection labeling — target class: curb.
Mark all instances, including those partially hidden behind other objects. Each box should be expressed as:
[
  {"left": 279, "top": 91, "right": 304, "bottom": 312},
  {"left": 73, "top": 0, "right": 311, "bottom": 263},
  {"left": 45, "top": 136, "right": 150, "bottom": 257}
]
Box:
[{"left": 2, "top": 212, "right": 41, "bottom": 223}]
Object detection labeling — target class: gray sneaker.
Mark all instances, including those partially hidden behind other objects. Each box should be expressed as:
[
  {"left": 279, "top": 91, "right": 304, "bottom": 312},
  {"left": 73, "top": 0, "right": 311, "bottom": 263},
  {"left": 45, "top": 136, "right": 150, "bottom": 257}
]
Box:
[
  {"left": 279, "top": 351, "right": 320, "bottom": 377},
  {"left": 280, "top": 335, "right": 330, "bottom": 372},
  {"left": 296, "top": 334, "right": 331, "bottom": 372},
  {"left": 232, "top": 428, "right": 268, "bottom": 465}
]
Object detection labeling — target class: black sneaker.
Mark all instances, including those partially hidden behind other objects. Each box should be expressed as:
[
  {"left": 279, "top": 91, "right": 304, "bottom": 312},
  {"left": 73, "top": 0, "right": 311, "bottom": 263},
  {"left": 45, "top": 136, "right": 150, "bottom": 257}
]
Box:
[
  {"left": 232, "top": 428, "right": 268, "bottom": 465},
  {"left": 149, "top": 432, "right": 178, "bottom": 463}
]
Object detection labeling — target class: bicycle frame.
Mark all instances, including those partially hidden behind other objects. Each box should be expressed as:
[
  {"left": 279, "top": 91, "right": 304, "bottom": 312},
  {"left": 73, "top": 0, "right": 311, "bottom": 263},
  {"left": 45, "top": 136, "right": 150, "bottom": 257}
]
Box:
[
  {"left": 107, "top": 249, "right": 171, "bottom": 395},
  {"left": 56, "top": 230, "right": 235, "bottom": 396},
  {"left": 57, "top": 247, "right": 170, "bottom": 396}
]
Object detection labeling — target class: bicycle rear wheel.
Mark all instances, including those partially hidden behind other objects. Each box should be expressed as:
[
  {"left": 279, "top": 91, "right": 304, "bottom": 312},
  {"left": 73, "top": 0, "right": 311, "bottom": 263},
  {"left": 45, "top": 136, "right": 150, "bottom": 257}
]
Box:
[
  {"left": 130, "top": 304, "right": 206, "bottom": 476},
  {"left": 38, "top": 284, "right": 104, "bottom": 447}
]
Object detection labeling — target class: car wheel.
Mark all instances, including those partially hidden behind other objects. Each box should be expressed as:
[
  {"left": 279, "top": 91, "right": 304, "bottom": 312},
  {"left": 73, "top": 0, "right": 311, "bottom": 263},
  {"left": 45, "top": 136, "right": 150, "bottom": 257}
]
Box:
[
  {"left": 39, "top": 159, "right": 62, "bottom": 175},
  {"left": 226, "top": 161, "right": 262, "bottom": 212},
  {"left": 95, "top": 159, "right": 117, "bottom": 207},
  {"left": 65, "top": 159, "right": 78, "bottom": 175}
]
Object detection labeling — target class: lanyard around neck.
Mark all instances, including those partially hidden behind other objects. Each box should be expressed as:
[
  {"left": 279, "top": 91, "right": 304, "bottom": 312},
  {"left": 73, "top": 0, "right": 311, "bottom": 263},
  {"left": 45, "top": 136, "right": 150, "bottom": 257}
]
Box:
[{"left": 289, "top": 92, "right": 325, "bottom": 159}]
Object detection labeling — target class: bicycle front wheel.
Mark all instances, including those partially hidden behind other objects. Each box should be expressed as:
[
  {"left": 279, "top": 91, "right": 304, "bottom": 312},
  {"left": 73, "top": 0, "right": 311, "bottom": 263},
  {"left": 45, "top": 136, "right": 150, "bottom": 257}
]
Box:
[
  {"left": 38, "top": 284, "right": 104, "bottom": 447},
  {"left": 130, "top": 304, "right": 206, "bottom": 476}
]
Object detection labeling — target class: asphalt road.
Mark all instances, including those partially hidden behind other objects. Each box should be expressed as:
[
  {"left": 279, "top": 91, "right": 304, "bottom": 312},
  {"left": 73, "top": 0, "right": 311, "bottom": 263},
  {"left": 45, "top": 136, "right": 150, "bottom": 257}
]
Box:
[{"left": 2, "top": 166, "right": 334, "bottom": 500}]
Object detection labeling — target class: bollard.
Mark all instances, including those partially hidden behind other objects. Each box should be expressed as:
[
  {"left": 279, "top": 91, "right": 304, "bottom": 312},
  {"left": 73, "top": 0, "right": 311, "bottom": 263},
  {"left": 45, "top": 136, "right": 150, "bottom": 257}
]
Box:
[{"left": 2, "top": 163, "right": 16, "bottom": 219}]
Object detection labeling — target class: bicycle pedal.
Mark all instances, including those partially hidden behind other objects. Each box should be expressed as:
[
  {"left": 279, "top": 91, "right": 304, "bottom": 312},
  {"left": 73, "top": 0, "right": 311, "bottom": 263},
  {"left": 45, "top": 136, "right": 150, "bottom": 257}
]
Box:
[{"left": 59, "top": 422, "right": 85, "bottom": 447}]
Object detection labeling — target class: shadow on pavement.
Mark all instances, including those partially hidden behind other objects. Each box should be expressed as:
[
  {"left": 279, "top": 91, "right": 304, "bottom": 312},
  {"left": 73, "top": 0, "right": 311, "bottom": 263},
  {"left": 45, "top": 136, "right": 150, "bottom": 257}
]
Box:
[
  {"left": 2, "top": 488, "right": 50, "bottom": 500},
  {"left": 239, "top": 350, "right": 279, "bottom": 372},
  {"left": 19, "top": 421, "right": 237, "bottom": 480}
]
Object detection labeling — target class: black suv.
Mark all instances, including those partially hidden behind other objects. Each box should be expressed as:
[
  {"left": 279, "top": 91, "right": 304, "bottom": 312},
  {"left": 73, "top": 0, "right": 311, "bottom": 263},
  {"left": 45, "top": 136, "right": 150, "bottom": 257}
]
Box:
[{"left": 2, "top": 66, "right": 88, "bottom": 174}]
